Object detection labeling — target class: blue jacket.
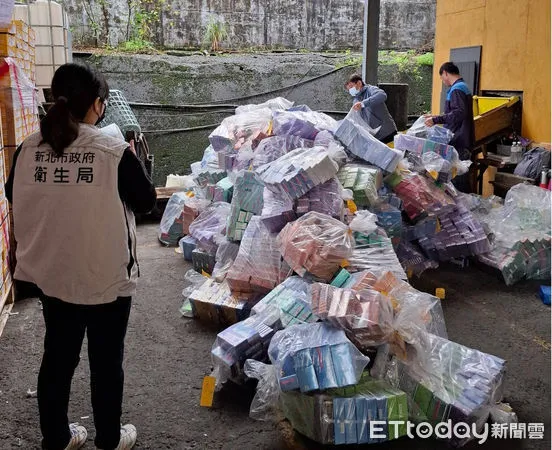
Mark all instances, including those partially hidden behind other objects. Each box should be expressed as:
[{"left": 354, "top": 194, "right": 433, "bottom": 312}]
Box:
[
  {"left": 433, "top": 78, "right": 475, "bottom": 160},
  {"left": 353, "top": 85, "right": 397, "bottom": 141}
]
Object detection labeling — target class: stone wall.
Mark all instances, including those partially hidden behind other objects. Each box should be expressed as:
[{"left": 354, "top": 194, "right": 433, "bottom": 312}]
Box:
[
  {"left": 65, "top": 0, "right": 435, "bottom": 51},
  {"left": 76, "top": 53, "right": 433, "bottom": 185}
]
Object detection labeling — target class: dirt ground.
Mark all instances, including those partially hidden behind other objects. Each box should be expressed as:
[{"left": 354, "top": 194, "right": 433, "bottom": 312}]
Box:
[{"left": 0, "top": 223, "right": 550, "bottom": 450}]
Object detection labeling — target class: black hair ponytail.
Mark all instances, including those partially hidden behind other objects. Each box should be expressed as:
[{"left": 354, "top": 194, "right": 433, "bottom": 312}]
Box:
[
  {"left": 40, "top": 96, "right": 79, "bottom": 156},
  {"left": 40, "top": 63, "right": 109, "bottom": 156}
]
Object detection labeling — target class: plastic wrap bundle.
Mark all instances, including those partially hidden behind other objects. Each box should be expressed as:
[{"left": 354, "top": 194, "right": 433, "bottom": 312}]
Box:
[
  {"left": 252, "top": 276, "right": 318, "bottom": 327},
  {"left": 272, "top": 110, "right": 338, "bottom": 140},
  {"left": 189, "top": 202, "right": 231, "bottom": 254},
  {"left": 278, "top": 374, "right": 409, "bottom": 445},
  {"left": 180, "top": 269, "right": 209, "bottom": 317},
  {"left": 183, "top": 197, "right": 212, "bottom": 235},
  {"left": 337, "top": 163, "right": 382, "bottom": 207},
  {"left": 394, "top": 133, "right": 457, "bottom": 162},
  {"left": 416, "top": 205, "right": 491, "bottom": 262},
  {"left": 212, "top": 307, "right": 282, "bottom": 384},
  {"left": 251, "top": 135, "right": 314, "bottom": 170},
  {"left": 268, "top": 322, "right": 369, "bottom": 394},
  {"left": 188, "top": 279, "right": 252, "bottom": 326},
  {"left": 314, "top": 130, "right": 349, "bottom": 167},
  {"left": 159, "top": 193, "right": 209, "bottom": 246},
  {"left": 334, "top": 110, "right": 403, "bottom": 172},
  {"left": 212, "top": 241, "right": 241, "bottom": 282},
  {"left": 406, "top": 116, "right": 454, "bottom": 144},
  {"left": 475, "top": 185, "right": 551, "bottom": 285},
  {"left": 278, "top": 212, "right": 355, "bottom": 281},
  {"left": 256, "top": 146, "right": 339, "bottom": 200},
  {"left": 389, "top": 173, "right": 455, "bottom": 221},
  {"left": 311, "top": 283, "right": 394, "bottom": 348},
  {"left": 227, "top": 171, "right": 265, "bottom": 241},
  {"left": 209, "top": 108, "right": 272, "bottom": 154},
  {"left": 396, "top": 240, "right": 439, "bottom": 276},
  {"left": 348, "top": 228, "right": 408, "bottom": 280},
  {"left": 260, "top": 188, "right": 297, "bottom": 233},
  {"left": 235, "top": 97, "right": 294, "bottom": 114},
  {"left": 373, "top": 334, "right": 506, "bottom": 447},
  {"left": 199, "top": 145, "right": 220, "bottom": 170},
  {"left": 205, "top": 177, "right": 234, "bottom": 203},
  {"left": 226, "top": 217, "right": 288, "bottom": 295},
  {"left": 295, "top": 178, "right": 344, "bottom": 218}
]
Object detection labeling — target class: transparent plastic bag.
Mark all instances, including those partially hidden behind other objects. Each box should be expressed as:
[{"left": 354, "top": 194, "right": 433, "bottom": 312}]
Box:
[
  {"left": 158, "top": 193, "right": 208, "bottom": 246},
  {"left": 251, "top": 135, "right": 314, "bottom": 170},
  {"left": 349, "top": 210, "right": 379, "bottom": 236},
  {"left": 211, "top": 307, "right": 282, "bottom": 385},
  {"left": 406, "top": 116, "right": 454, "bottom": 145},
  {"left": 226, "top": 217, "right": 289, "bottom": 295},
  {"left": 311, "top": 283, "right": 394, "bottom": 348},
  {"left": 189, "top": 202, "right": 231, "bottom": 254},
  {"left": 209, "top": 108, "right": 272, "bottom": 153},
  {"left": 180, "top": 269, "right": 209, "bottom": 317},
  {"left": 243, "top": 360, "right": 282, "bottom": 421},
  {"left": 251, "top": 276, "right": 317, "bottom": 327},
  {"left": 260, "top": 188, "right": 297, "bottom": 233},
  {"left": 212, "top": 241, "right": 240, "bottom": 282},
  {"left": 278, "top": 211, "right": 355, "bottom": 281},
  {"left": 337, "top": 163, "right": 382, "bottom": 207},
  {"left": 256, "top": 146, "right": 339, "bottom": 200},
  {"left": 235, "top": 97, "right": 294, "bottom": 115},
  {"left": 227, "top": 171, "right": 265, "bottom": 241},
  {"left": 272, "top": 110, "right": 338, "bottom": 139},
  {"left": 267, "top": 322, "right": 370, "bottom": 393},
  {"left": 334, "top": 110, "right": 403, "bottom": 173},
  {"left": 200, "top": 145, "right": 220, "bottom": 170},
  {"left": 406, "top": 116, "right": 427, "bottom": 138},
  {"left": 394, "top": 133, "right": 458, "bottom": 162},
  {"left": 295, "top": 178, "right": 344, "bottom": 219},
  {"left": 314, "top": 130, "right": 348, "bottom": 167}
]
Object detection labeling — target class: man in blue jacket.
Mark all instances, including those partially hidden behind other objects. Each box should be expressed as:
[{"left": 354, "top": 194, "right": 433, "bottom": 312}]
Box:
[
  {"left": 425, "top": 62, "right": 475, "bottom": 161},
  {"left": 345, "top": 74, "right": 398, "bottom": 143}
]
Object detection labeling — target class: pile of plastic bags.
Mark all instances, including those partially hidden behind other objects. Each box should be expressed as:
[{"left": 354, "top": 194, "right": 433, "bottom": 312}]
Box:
[{"left": 156, "top": 99, "right": 541, "bottom": 446}]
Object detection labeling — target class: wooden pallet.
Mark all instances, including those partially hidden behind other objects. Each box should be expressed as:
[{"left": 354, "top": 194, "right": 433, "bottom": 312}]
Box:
[{"left": 0, "top": 280, "right": 14, "bottom": 339}]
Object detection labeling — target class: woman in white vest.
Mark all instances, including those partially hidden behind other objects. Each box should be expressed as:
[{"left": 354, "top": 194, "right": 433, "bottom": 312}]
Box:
[{"left": 6, "top": 63, "right": 156, "bottom": 450}]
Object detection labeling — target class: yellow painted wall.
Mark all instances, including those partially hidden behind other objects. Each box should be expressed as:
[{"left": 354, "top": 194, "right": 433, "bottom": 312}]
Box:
[{"left": 432, "top": 0, "right": 551, "bottom": 143}]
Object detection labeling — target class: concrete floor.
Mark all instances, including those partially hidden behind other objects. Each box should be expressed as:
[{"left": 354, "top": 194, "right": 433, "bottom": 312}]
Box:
[{"left": 0, "top": 223, "right": 550, "bottom": 450}]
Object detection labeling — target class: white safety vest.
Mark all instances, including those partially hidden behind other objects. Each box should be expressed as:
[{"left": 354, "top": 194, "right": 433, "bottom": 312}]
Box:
[{"left": 12, "top": 123, "right": 138, "bottom": 305}]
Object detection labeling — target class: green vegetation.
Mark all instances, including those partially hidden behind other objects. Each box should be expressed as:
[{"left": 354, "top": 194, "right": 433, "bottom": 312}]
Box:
[{"left": 203, "top": 17, "right": 228, "bottom": 52}]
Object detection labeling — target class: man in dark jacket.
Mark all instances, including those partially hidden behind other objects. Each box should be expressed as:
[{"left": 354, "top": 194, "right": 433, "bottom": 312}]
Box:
[
  {"left": 345, "top": 74, "right": 397, "bottom": 143},
  {"left": 425, "top": 62, "right": 475, "bottom": 161}
]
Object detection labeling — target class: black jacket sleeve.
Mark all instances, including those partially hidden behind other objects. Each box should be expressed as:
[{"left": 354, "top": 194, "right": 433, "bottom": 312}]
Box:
[
  {"left": 5, "top": 144, "right": 22, "bottom": 204},
  {"left": 118, "top": 148, "right": 157, "bottom": 214}
]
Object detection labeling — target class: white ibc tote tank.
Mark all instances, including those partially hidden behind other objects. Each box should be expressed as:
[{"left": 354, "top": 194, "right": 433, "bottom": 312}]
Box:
[{"left": 12, "top": 0, "right": 72, "bottom": 101}]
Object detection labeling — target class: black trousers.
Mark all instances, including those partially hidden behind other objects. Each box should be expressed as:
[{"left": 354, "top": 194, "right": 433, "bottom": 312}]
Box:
[{"left": 38, "top": 295, "right": 131, "bottom": 450}]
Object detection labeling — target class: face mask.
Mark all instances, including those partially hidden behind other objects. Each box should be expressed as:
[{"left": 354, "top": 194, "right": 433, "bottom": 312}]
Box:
[
  {"left": 95, "top": 102, "right": 107, "bottom": 126},
  {"left": 349, "top": 86, "right": 359, "bottom": 96}
]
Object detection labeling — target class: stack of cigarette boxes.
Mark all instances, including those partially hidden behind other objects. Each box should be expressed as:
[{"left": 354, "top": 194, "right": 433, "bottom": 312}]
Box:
[
  {"left": 280, "top": 374, "right": 409, "bottom": 445},
  {"left": 371, "top": 202, "right": 402, "bottom": 242},
  {"left": 193, "top": 168, "right": 227, "bottom": 188},
  {"left": 256, "top": 147, "right": 338, "bottom": 200},
  {"left": 0, "top": 115, "right": 12, "bottom": 310},
  {"left": 337, "top": 164, "right": 382, "bottom": 207},
  {"left": 394, "top": 133, "right": 457, "bottom": 162},
  {"left": 227, "top": 171, "right": 264, "bottom": 241},
  {"left": 188, "top": 279, "right": 252, "bottom": 326},
  {"left": 311, "top": 283, "right": 394, "bottom": 347},
  {"left": 334, "top": 116, "right": 403, "bottom": 172},
  {"left": 226, "top": 217, "right": 283, "bottom": 295},
  {"left": 188, "top": 202, "right": 231, "bottom": 254},
  {"left": 295, "top": 178, "right": 343, "bottom": 218},
  {"left": 252, "top": 276, "right": 317, "bottom": 327},
  {"left": 211, "top": 308, "right": 281, "bottom": 381},
  {"left": 278, "top": 212, "right": 355, "bottom": 281}
]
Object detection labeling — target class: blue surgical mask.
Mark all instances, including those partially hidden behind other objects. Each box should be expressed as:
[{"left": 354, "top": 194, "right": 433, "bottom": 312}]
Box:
[{"left": 349, "top": 87, "right": 359, "bottom": 96}]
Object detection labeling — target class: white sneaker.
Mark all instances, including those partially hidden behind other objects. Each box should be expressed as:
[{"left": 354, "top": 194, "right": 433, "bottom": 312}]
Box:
[
  {"left": 97, "top": 424, "right": 137, "bottom": 450},
  {"left": 64, "top": 423, "right": 87, "bottom": 450}
]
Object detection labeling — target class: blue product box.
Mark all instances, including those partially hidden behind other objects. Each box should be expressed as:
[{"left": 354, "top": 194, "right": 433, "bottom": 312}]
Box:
[
  {"left": 279, "top": 375, "right": 300, "bottom": 391},
  {"left": 539, "top": 285, "right": 551, "bottom": 305},
  {"left": 331, "top": 343, "right": 358, "bottom": 387},
  {"left": 312, "top": 346, "right": 338, "bottom": 390},
  {"left": 333, "top": 397, "right": 347, "bottom": 445},
  {"left": 355, "top": 397, "right": 369, "bottom": 444},
  {"left": 344, "top": 397, "right": 358, "bottom": 444},
  {"left": 296, "top": 365, "right": 319, "bottom": 392},
  {"left": 179, "top": 235, "right": 198, "bottom": 261}
]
